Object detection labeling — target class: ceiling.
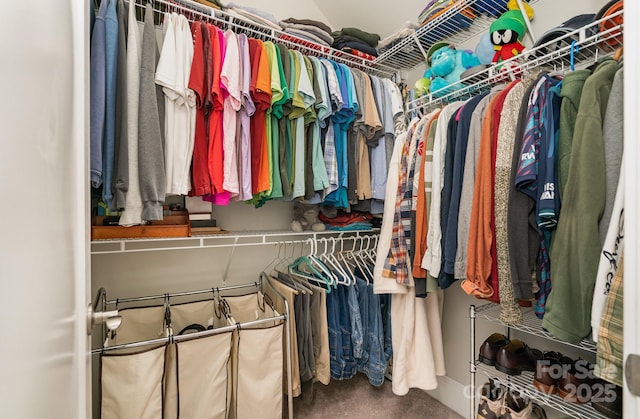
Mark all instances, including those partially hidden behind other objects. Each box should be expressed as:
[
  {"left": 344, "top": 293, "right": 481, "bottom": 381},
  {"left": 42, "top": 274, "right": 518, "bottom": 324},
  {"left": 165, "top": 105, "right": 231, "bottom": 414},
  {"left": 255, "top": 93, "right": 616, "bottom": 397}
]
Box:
[{"left": 310, "top": 0, "right": 426, "bottom": 38}]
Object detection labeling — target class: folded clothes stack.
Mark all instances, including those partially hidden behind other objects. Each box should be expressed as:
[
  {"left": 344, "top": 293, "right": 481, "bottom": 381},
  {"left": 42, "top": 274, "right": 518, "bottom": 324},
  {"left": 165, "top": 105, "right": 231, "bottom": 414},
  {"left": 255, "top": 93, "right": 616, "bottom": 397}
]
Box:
[
  {"left": 377, "top": 21, "right": 418, "bottom": 55},
  {"left": 193, "top": 0, "right": 222, "bottom": 10},
  {"left": 224, "top": 3, "right": 282, "bottom": 30},
  {"left": 319, "top": 210, "right": 374, "bottom": 231},
  {"left": 332, "top": 27, "right": 381, "bottom": 58},
  {"left": 279, "top": 18, "right": 334, "bottom": 47},
  {"left": 417, "top": 0, "right": 476, "bottom": 45}
]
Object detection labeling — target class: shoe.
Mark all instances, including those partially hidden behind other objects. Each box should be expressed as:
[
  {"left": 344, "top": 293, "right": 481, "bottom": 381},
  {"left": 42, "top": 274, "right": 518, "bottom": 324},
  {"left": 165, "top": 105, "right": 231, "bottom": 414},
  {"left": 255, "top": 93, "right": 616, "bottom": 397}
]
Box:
[
  {"left": 557, "top": 359, "right": 591, "bottom": 403},
  {"left": 591, "top": 381, "right": 622, "bottom": 419},
  {"left": 495, "top": 340, "right": 542, "bottom": 376},
  {"left": 499, "top": 392, "right": 547, "bottom": 419},
  {"left": 479, "top": 333, "right": 510, "bottom": 366},
  {"left": 477, "top": 379, "right": 504, "bottom": 419},
  {"left": 532, "top": 352, "right": 571, "bottom": 394}
]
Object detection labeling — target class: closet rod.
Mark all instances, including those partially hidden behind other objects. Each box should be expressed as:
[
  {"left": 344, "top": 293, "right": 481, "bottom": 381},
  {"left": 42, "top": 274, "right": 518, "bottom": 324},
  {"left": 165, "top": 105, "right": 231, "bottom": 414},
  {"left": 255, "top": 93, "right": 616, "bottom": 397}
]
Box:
[
  {"left": 107, "top": 281, "right": 260, "bottom": 305},
  {"left": 91, "top": 313, "right": 286, "bottom": 354},
  {"left": 125, "top": 0, "right": 395, "bottom": 77}
]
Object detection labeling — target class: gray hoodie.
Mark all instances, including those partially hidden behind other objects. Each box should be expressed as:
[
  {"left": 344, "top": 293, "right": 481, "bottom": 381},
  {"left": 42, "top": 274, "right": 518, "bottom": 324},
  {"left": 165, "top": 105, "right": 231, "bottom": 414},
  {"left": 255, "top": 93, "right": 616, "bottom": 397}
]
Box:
[{"left": 138, "top": 3, "right": 165, "bottom": 221}]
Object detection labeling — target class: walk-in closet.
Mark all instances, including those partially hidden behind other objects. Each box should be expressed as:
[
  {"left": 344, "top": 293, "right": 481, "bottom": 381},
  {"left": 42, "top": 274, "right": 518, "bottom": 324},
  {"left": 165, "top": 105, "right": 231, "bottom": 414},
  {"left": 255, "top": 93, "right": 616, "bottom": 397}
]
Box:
[{"left": 1, "top": 0, "right": 638, "bottom": 418}]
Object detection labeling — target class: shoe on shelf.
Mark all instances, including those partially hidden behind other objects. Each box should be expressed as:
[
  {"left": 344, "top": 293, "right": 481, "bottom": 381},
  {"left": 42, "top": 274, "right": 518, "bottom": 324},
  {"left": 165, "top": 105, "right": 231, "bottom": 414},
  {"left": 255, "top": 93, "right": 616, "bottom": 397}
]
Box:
[
  {"left": 495, "top": 340, "right": 542, "bottom": 376},
  {"left": 499, "top": 391, "right": 548, "bottom": 419},
  {"left": 477, "top": 379, "right": 504, "bottom": 419},
  {"left": 479, "top": 333, "right": 510, "bottom": 366},
  {"left": 591, "top": 381, "right": 623, "bottom": 419},
  {"left": 532, "top": 352, "right": 571, "bottom": 395},
  {"left": 557, "top": 358, "right": 591, "bottom": 403}
]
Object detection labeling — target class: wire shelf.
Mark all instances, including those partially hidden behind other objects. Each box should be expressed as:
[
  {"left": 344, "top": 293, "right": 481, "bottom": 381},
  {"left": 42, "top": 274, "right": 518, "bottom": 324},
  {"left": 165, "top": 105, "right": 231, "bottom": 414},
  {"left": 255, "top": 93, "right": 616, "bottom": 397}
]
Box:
[
  {"left": 476, "top": 363, "right": 610, "bottom": 419},
  {"left": 130, "top": 0, "right": 397, "bottom": 78},
  {"left": 406, "top": 7, "right": 623, "bottom": 112},
  {"left": 475, "top": 303, "right": 597, "bottom": 353},
  {"left": 91, "top": 229, "right": 380, "bottom": 254},
  {"left": 375, "top": 0, "right": 540, "bottom": 70}
]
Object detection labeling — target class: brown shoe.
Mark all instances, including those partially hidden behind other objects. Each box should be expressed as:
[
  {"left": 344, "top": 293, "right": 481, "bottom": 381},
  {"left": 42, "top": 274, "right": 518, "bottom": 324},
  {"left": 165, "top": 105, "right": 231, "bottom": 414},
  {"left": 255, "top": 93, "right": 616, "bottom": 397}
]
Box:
[
  {"left": 532, "top": 352, "right": 567, "bottom": 394},
  {"left": 477, "top": 379, "right": 504, "bottom": 419},
  {"left": 495, "top": 340, "right": 542, "bottom": 376},
  {"left": 557, "top": 359, "right": 592, "bottom": 403},
  {"left": 499, "top": 392, "right": 548, "bottom": 419},
  {"left": 479, "top": 333, "right": 510, "bottom": 366}
]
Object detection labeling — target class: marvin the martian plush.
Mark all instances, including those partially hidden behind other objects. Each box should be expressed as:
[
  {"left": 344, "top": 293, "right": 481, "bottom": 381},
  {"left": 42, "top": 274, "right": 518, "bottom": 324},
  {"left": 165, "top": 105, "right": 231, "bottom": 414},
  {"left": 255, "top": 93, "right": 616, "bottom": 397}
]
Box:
[{"left": 490, "top": 9, "right": 528, "bottom": 63}]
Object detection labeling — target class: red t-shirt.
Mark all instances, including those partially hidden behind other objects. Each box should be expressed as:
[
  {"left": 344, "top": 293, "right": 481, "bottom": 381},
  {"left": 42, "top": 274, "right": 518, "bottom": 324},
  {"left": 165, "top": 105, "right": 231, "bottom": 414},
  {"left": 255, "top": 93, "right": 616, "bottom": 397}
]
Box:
[{"left": 187, "top": 21, "right": 210, "bottom": 196}]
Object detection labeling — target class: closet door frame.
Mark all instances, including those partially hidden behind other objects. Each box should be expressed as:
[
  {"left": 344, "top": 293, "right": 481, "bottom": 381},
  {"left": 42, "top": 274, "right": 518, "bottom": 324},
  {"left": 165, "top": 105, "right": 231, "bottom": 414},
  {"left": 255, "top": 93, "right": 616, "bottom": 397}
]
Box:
[
  {"left": 0, "top": 0, "right": 91, "bottom": 417},
  {"left": 623, "top": 3, "right": 640, "bottom": 417}
]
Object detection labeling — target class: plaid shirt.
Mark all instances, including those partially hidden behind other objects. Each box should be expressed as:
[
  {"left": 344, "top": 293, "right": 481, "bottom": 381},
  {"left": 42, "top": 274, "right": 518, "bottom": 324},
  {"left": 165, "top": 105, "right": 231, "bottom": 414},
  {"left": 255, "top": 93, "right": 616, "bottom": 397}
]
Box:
[
  {"left": 383, "top": 119, "right": 421, "bottom": 285},
  {"left": 595, "top": 253, "right": 624, "bottom": 387}
]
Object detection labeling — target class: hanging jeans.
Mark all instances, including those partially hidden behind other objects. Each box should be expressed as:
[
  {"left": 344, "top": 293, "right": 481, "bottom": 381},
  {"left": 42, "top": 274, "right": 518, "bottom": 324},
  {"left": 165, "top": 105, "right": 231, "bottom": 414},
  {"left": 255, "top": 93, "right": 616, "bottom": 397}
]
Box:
[
  {"left": 362, "top": 282, "right": 387, "bottom": 387},
  {"left": 328, "top": 285, "right": 357, "bottom": 380}
]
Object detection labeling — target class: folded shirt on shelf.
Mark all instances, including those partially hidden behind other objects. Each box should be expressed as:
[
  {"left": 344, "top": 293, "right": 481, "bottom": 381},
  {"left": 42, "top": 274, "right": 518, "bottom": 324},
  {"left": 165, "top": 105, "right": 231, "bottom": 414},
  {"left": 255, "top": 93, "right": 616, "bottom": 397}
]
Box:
[
  {"left": 226, "top": 6, "right": 282, "bottom": 30},
  {"left": 334, "top": 40, "right": 378, "bottom": 57},
  {"left": 332, "top": 27, "right": 380, "bottom": 48},
  {"left": 283, "top": 27, "right": 331, "bottom": 47},
  {"left": 281, "top": 17, "right": 333, "bottom": 35},
  {"left": 280, "top": 21, "right": 334, "bottom": 45},
  {"left": 377, "top": 22, "right": 417, "bottom": 53}
]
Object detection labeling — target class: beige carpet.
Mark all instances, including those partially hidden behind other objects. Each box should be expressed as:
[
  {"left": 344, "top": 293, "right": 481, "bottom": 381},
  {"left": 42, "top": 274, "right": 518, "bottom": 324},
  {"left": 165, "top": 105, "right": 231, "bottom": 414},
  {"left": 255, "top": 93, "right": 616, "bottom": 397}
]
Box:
[{"left": 290, "top": 373, "right": 463, "bottom": 418}]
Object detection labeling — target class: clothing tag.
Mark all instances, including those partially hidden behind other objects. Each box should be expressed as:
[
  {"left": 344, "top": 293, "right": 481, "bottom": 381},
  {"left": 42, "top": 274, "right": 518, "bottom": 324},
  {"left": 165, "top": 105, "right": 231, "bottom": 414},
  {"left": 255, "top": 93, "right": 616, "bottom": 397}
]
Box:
[{"left": 255, "top": 310, "right": 260, "bottom": 320}]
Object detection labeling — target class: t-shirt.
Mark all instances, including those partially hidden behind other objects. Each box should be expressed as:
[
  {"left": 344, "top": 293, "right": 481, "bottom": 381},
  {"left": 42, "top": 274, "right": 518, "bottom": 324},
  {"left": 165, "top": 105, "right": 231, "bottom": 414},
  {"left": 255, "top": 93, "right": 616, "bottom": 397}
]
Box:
[
  {"left": 207, "top": 25, "right": 225, "bottom": 201},
  {"left": 248, "top": 39, "right": 272, "bottom": 200},
  {"left": 237, "top": 33, "right": 255, "bottom": 201},
  {"left": 220, "top": 30, "right": 242, "bottom": 199},
  {"left": 264, "top": 41, "right": 283, "bottom": 199},
  {"left": 186, "top": 22, "right": 210, "bottom": 196}
]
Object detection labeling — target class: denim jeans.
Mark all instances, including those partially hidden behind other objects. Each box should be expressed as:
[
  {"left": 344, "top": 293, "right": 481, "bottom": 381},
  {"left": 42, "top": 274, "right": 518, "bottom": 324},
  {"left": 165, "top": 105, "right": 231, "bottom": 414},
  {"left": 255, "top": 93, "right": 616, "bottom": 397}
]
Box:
[
  {"left": 346, "top": 280, "right": 363, "bottom": 360},
  {"left": 338, "top": 285, "right": 357, "bottom": 379},
  {"left": 355, "top": 277, "right": 370, "bottom": 372},
  {"left": 362, "top": 282, "right": 387, "bottom": 386},
  {"left": 379, "top": 293, "right": 393, "bottom": 364},
  {"left": 327, "top": 287, "right": 345, "bottom": 380}
]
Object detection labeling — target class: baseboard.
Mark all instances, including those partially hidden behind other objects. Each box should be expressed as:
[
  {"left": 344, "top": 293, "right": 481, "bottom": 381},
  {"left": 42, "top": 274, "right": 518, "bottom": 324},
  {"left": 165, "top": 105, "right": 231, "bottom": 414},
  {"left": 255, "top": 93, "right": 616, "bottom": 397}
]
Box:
[{"left": 427, "top": 376, "right": 470, "bottom": 418}]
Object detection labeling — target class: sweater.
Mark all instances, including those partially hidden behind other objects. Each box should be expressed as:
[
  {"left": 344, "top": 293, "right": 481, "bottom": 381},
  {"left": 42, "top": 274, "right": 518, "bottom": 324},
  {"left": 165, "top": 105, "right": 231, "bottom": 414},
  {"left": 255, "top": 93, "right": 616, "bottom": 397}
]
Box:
[
  {"left": 90, "top": 0, "right": 108, "bottom": 188},
  {"left": 442, "top": 93, "right": 487, "bottom": 284},
  {"left": 113, "top": 0, "right": 128, "bottom": 211},
  {"left": 494, "top": 79, "right": 530, "bottom": 324},
  {"left": 421, "top": 102, "right": 464, "bottom": 279},
  {"left": 101, "top": 0, "right": 119, "bottom": 208},
  {"left": 455, "top": 92, "right": 496, "bottom": 282},
  {"left": 118, "top": 0, "right": 143, "bottom": 226},
  {"left": 506, "top": 73, "right": 545, "bottom": 299},
  {"left": 557, "top": 69, "right": 590, "bottom": 201},
  {"left": 138, "top": 3, "right": 166, "bottom": 221},
  {"left": 543, "top": 59, "right": 618, "bottom": 344},
  {"left": 599, "top": 66, "right": 624, "bottom": 244}
]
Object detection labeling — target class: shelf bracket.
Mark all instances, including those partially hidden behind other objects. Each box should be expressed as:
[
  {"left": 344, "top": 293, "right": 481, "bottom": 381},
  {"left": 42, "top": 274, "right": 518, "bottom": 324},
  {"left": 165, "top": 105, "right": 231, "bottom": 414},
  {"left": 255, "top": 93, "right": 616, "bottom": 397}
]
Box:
[{"left": 411, "top": 32, "right": 430, "bottom": 64}]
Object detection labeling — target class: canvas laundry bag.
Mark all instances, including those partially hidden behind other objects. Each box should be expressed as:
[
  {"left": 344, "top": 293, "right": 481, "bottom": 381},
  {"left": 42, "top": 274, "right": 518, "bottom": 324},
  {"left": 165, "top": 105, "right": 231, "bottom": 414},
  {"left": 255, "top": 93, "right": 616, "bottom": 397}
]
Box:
[{"left": 101, "top": 344, "right": 166, "bottom": 419}]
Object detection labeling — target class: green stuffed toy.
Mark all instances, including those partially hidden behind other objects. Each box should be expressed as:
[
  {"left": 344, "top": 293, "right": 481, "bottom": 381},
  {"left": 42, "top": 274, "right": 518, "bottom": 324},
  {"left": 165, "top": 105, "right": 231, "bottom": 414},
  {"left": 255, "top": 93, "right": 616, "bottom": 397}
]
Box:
[{"left": 489, "top": 4, "right": 533, "bottom": 63}]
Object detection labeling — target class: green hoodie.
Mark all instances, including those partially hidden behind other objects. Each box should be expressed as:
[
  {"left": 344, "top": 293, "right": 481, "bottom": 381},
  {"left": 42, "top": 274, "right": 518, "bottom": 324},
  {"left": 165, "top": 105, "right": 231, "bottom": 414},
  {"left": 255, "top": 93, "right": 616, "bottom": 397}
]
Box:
[{"left": 543, "top": 59, "right": 618, "bottom": 344}]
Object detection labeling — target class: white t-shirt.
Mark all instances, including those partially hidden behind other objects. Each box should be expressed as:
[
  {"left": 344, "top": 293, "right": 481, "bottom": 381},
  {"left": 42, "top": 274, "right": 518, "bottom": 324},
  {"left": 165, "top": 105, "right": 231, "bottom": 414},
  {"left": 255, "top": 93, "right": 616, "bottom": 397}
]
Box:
[{"left": 155, "top": 13, "right": 195, "bottom": 196}]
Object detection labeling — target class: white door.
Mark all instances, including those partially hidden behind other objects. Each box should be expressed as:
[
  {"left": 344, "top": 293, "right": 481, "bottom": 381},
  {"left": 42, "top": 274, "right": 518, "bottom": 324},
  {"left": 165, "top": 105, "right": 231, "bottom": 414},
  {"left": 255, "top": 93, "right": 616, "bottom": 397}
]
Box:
[
  {"left": 0, "top": 1, "right": 90, "bottom": 418},
  {"left": 625, "top": 3, "right": 640, "bottom": 416}
]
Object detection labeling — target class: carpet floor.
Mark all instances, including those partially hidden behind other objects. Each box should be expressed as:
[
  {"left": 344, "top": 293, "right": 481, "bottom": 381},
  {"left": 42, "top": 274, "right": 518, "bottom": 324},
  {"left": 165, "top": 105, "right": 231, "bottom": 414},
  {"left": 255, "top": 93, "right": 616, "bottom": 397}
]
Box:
[{"left": 290, "top": 373, "right": 463, "bottom": 419}]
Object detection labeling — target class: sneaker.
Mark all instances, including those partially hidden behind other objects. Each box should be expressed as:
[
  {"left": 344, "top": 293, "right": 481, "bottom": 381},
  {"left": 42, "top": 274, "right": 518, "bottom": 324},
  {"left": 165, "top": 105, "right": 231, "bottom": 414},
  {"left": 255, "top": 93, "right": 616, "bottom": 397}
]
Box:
[{"left": 477, "top": 379, "right": 504, "bottom": 419}]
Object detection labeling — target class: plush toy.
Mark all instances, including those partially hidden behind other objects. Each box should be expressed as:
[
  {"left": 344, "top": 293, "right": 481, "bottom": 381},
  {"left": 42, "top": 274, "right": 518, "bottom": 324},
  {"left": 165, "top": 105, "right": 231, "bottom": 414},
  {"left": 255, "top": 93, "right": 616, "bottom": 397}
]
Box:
[
  {"left": 417, "top": 45, "right": 481, "bottom": 97},
  {"left": 291, "top": 201, "right": 326, "bottom": 232},
  {"left": 489, "top": 9, "right": 528, "bottom": 63}
]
